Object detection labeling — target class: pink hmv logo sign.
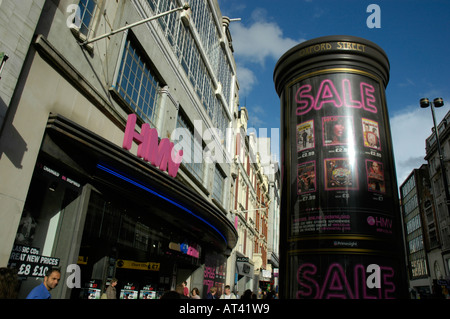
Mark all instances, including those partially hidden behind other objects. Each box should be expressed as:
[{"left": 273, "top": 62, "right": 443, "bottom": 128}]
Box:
[{"left": 122, "top": 114, "right": 184, "bottom": 178}]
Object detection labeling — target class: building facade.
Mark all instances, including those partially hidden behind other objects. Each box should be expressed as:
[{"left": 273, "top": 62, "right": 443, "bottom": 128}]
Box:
[
  {"left": 400, "top": 165, "right": 443, "bottom": 298},
  {"left": 0, "top": 0, "right": 246, "bottom": 299},
  {"left": 228, "top": 106, "right": 270, "bottom": 296},
  {"left": 264, "top": 156, "right": 280, "bottom": 292},
  {"left": 424, "top": 110, "right": 450, "bottom": 297}
]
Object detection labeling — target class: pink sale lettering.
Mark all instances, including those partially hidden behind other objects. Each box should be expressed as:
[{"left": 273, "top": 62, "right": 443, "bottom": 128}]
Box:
[
  {"left": 295, "top": 79, "right": 377, "bottom": 116},
  {"left": 297, "top": 263, "right": 396, "bottom": 299}
]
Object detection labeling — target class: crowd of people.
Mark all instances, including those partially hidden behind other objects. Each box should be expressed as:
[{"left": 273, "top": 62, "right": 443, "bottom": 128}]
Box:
[
  {"left": 0, "top": 266, "right": 277, "bottom": 300},
  {"left": 161, "top": 282, "right": 278, "bottom": 300}
]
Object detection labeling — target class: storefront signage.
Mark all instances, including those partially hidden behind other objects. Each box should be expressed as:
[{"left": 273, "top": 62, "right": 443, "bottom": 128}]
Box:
[
  {"left": 169, "top": 242, "right": 200, "bottom": 258},
  {"left": 237, "top": 262, "right": 251, "bottom": 276},
  {"left": 438, "top": 280, "right": 450, "bottom": 288},
  {"left": 116, "top": 259, "right": 160, "bottom": 271},
  {"left": 203, "top": 253, "right": 226, "bottom": 296},
  {"left": 122, "top": 113, "right": 183, "bottom": 178},
  {"left": 77, "top": 256, "right": 88, "bottom": 265},
  {"left": 36, "top": 162, "right": 81, "bottom": 188},
  {"left": 8, "top": 245, "right": 60, "bottom": 277}
]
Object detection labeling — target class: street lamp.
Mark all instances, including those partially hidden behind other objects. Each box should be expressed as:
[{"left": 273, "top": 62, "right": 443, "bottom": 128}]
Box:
[{"left": 420, "top": 97, "right": 450, "bottom": 216}]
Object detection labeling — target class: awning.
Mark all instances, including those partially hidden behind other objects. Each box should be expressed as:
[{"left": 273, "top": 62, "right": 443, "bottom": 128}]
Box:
[
  {"left": 43, "top": 113, "right": 237, "bottom": 254},
  {"left": 236, "top": 252, "right": 254, "bottom": 278}
]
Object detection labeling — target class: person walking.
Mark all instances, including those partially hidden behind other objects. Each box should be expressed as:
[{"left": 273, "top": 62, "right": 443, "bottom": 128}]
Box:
[
  {"left": 220, "top": 285, "right": 236, "bottom": 299},
  {"left": 206, "top": 286, "right": 217, "bottom": 299},
  {"left": 240, "top": 289, "right": 253, "bottom": 300},
  {"left": 106, "top": 278, "right": 118, "bottom": 299},
  {"left": 176, "top": 284, "right": 190, "bottom": 299},
  {"left": 182, "top": 281, "right": 189, "bottom": 297},
  {"left": 191, "top": 287, "right": 201, "bottom": 299},
  {"left": 26, "top": 268, "right": 61, "bottom": 299}
]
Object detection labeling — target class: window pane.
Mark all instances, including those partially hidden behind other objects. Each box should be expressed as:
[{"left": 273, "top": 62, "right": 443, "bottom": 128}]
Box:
[
  {"left": 176, "top": 113, "right": 204, "bottom": 184},
  {"left": 116, "top": 38, "right": 160, "bottom": 126},
  {"left": 213, "top": 167, "right": 224, "bottom": 204},
  {"left": 78, "top": 0, "right": 96, "bottom": 35}
]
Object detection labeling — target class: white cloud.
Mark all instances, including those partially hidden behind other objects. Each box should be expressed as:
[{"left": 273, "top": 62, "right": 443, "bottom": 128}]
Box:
[
  {"left": 390, "top": 105, "right": 448, "bottom": 185},
  {"left": 235, "top": 64, "right": 257, "bottom": 97},
  {"left": 231, "top": 20, "right": 301, "bottom": 65},
  {"left": 229, "top": 9, "right": 305, "bottom": 96}
]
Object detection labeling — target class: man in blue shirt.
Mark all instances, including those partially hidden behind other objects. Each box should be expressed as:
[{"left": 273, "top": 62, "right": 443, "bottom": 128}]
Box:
[{"left": 26, "top": 268, "right": 61, "bottom": 299}]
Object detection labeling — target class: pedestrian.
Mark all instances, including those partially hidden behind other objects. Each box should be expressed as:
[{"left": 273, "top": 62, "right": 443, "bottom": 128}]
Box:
[
  {"left": 240, "top": 289, "right": 252, "bottom": 300},
  {"left": 0, "top": 267, "right": 19, "bottom": 299},
  {"left": 105, "top": 278, "right": 118, "bottom": 299},
  {"left": 182, "top": 281, "right": 189, "bottom": 297},
  {"left": 206, "top": 286, "right": 217, "bottom": 299},
  {"left": 191, "top": 287, "right": 201, "bottom": 299},
  {"left": 220, "top": 285, "right": 236, "bottom": 299},
  {"left": 176, "top": 283, "right": 190, "bottom": 299},
  {"left": 265, "top": 289, "right": 275, "bottom": 299},
  {"left": 26, "top": 268, "right": 61, "bottom": 299}
]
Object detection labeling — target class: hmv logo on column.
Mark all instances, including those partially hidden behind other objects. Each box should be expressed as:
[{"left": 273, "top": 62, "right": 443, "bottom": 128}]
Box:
[{"left": 367, "top": 216, "right": 392, "bottom": 234}]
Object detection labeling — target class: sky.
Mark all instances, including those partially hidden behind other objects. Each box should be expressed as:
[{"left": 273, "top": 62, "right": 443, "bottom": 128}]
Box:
[{"left": 218, "top": 0, "right": 450, "bottom": 188}]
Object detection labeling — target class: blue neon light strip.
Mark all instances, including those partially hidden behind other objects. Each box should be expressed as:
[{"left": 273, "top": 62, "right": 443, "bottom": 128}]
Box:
[{"left": 96, "top": 164, "right": 227, "bottom": 245}]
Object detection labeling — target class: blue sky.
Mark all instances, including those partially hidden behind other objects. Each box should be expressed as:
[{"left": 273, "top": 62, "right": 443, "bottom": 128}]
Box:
[{"left": 218, "top": 0, "right": 450, "bottom": 185}]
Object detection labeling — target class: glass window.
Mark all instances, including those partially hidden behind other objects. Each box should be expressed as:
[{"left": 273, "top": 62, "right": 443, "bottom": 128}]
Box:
[
  {"left": 410, "top": 256, "right": 428, "bottom": 277},
  {"left": 9, "top": 159, "right": 83, "bottom": 298},
  {"left": 116, "top": 37, "right": 160, "bottom": 126},
  {"left": 176, "top": 112, "right": 205, "bottom": 184},
  {"left": 77, "top": 0, "right": 97, "bottom": 36},
  {"left": 213, "top": 166, "right": 225, "bottom": 205},
  {"left": 142, "top": 0, "right": 230, "bottom": 151}
]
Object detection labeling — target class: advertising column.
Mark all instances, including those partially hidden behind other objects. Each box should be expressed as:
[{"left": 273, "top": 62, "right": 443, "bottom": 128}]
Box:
[{"left": 273, "top": 36, "right": 408, "bottom": 299}]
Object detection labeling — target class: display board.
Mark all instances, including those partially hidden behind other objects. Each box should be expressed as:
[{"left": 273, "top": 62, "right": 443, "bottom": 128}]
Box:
[{"left": 274, "top": 36, "right": 408, "bottom": 299}]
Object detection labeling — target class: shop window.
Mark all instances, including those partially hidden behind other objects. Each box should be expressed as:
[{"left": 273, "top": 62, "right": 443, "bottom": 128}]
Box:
[
  {"left": 78, "top": 188, "right": 205, "bottom": 299},
  {"left": 115, "top": 34, "right": 161, "bottom": 127},
  {"left": 8, "top": 160, "right": 83, "bottom": 298}
]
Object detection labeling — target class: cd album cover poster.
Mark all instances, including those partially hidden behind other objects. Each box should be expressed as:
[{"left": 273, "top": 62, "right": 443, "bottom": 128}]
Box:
[{"left": 324, "top": 158, "right": 358, "bottom": 191}]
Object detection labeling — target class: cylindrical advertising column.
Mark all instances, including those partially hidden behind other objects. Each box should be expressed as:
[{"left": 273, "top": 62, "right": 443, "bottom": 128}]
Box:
[{"left": 273, "top": 35, "right": 408, "bottom": 299}]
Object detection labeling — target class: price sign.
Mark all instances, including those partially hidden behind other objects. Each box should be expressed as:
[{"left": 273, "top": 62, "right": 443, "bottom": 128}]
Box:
[{"left": 8, "top": 245, "right": 60, "bottom": 278}]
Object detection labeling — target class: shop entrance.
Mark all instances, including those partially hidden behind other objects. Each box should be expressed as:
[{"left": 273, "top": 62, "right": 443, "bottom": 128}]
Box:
[{"left": 75, "top": 183, "right": 202, "bottom": 299}]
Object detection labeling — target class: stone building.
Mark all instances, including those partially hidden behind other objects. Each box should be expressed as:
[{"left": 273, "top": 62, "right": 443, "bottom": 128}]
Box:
[{"left": 0, "top": 0, "right": 243, "bottom": 299}]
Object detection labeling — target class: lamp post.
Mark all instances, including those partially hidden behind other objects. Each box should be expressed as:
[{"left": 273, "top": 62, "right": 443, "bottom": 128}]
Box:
[{"left": 420, "top": 97, "right": 450, "bottom": 216}]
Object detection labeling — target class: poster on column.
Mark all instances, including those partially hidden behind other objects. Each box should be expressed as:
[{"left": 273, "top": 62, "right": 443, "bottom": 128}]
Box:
[
  {"left": 274, "top": 36, "right": 407, "bottom": 299},
  {"left": 290, "top": 71, "right": 396, "bottom": 240}
]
